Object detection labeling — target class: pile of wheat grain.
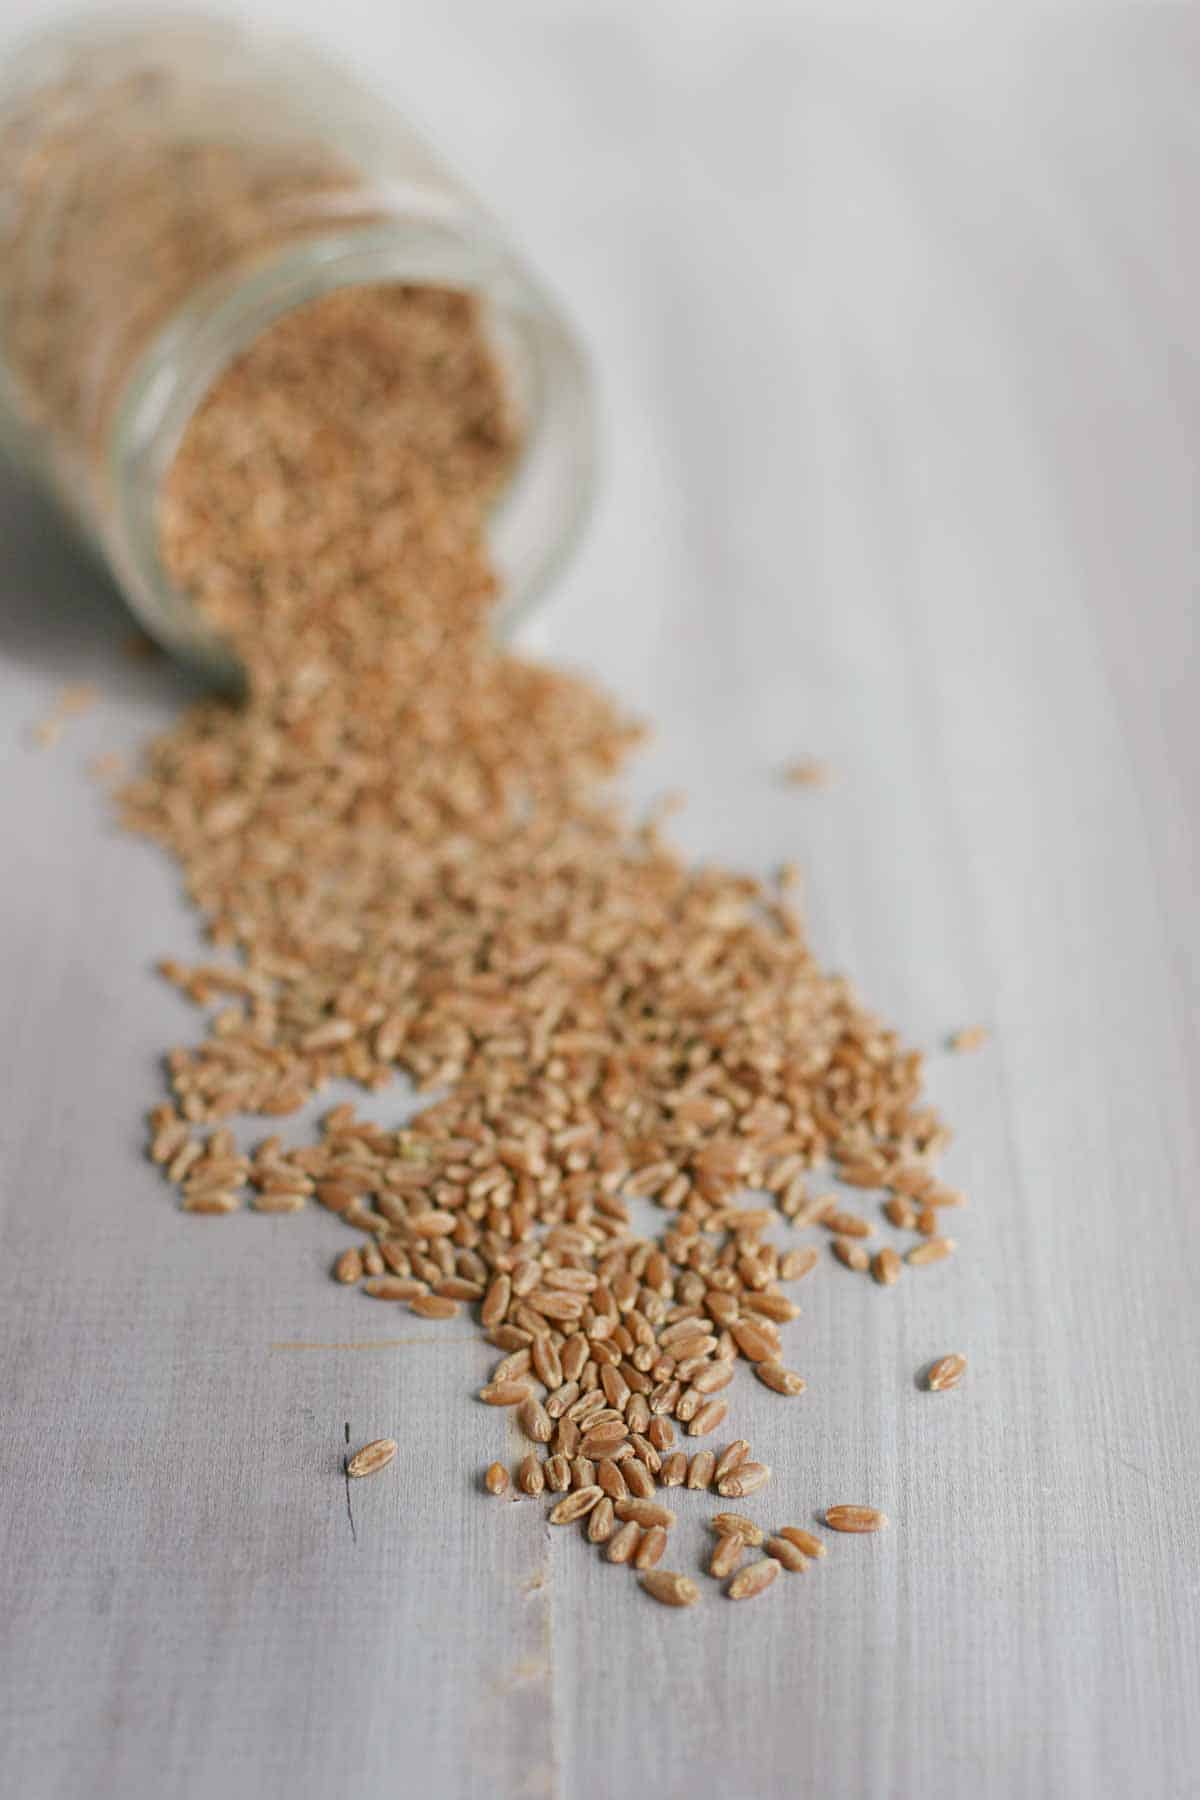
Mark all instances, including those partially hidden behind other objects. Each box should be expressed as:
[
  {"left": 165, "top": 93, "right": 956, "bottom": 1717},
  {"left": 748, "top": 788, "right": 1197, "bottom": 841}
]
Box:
[{"left": 128, "top": 283, "right": 962, "bottom": 1602}]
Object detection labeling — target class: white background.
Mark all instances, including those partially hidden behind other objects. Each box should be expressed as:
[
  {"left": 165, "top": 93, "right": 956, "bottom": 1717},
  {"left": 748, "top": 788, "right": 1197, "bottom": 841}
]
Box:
[{"left": 1, "top": 4, "right": 1198, "bottom": 1797}]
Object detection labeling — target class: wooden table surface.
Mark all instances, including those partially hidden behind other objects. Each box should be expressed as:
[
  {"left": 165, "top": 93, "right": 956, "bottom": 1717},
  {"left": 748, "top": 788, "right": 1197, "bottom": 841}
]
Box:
[{"left": 1, "top": 5, "right": 1197, "bottom": 1797}]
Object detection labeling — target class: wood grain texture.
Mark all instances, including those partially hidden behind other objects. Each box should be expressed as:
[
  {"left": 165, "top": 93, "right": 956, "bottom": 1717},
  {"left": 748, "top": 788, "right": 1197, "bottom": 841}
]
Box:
[{"left": 0, "top": 5, "right": 1197, "bottom": 1797}]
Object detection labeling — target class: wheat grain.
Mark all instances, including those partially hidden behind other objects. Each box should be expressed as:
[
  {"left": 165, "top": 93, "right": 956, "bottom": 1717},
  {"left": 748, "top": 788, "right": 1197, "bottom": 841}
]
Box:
[
  {"left": 518, "top": 1397, "right": 553, "bottom": 1444},
  {"left": 765, "top": 1535, "right": 809, "bottom": 1571},
  {"left": 926, "top": 1353, "right": 967, "bottom": 1391},
  {"left": 727, "top": 1558, "right": 779, "bottom": 1600},
  {"left": 716, "top": 1462, "right": 770, "bottom": 1499},
  {"left": 711, "top": 1513, "right": 764, "bottom": 1546},
  {"left": 606, "top": 1521, "right": 641, "bottom": 1565},
  {"left": 872, "top": 1247, "right": 902, "bottom": 1287},
  {"left": 687, "top": 1399, "right": 729, "bottom": 1437},
  {"left": 634, "top": 1525, "right": 668, "bottom": 1570},
  {"left": 48, "top": 217, "right": 966, "bottom": 1613},
  {"left": 712, "top": 1441, "right": 750, "bottom": 1482},
  {"left": 409, "top": 1295, "right": 458, "bottom": 1320},
  {"left": 659, "top": 1452, "right": 687, "bottom": 1487},
  {"left": 832, "top": 1238, "right": 870, "bottom": 1272},
  {"left": 613, "top": 1499, "right": 675, "bottom": 1530},
  {"left": 548, "top": 1486, "right": 603, "bottom": 1524},
  {"left": 588, "top": 1496, "right": 615, "bottom": 1543},
  {"left": 825, "top": 1505, "right": 887, "bottom": 1533},
  {"left": 709, "top": 1533, "right": 745, "bottom": 1578},
  {"left": 778, "top": 1527, "right": 825, "bottom": 1558},
  {"left": 544, "top": 1455, "right": 572, "bottom": 1492},
  {"left": 478, "top": 1382, "right": 533, "bottom": 1407},
  {"left": 364, "top": 1277, "right": 425, "bottom": 1301},
  {"left": 517, "top": 1455, "right": 545, "bottom": 1497},
  {"left": 685, "top": 1451, "right": 716, "bottom": 1491},
  {"left": 639, "top": 1570, "right": 699, "bottom": 1607},
  {"left": 907, "top": 1238, "right": 955, "bottom": 1267},
  {"left": 346, "top": 1439, "right": 396, "bottom": 1479}
]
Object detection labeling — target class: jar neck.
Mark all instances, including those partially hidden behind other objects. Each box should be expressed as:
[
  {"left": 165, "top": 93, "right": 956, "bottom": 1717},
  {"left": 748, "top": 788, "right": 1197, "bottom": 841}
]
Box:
[{"left": 106, "top": 212, "right": 594, "bottom": 687}]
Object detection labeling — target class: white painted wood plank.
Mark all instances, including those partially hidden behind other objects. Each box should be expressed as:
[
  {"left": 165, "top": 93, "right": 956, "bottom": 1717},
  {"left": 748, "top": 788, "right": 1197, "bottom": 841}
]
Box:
[{"left": 0, "top": 6, "right": 1197, "bottom": 1798}]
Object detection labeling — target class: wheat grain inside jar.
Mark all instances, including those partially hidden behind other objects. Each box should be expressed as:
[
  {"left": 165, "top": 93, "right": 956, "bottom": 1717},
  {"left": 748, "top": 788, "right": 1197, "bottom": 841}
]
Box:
[{"left": 0, "top": 13, "right": 593, "bottom": 681}]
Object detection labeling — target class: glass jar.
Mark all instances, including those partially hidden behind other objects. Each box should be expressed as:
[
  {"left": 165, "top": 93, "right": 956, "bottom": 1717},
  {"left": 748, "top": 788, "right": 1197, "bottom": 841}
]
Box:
[{"left": 0, "top": 15, "right": 593, "bottom": 684}]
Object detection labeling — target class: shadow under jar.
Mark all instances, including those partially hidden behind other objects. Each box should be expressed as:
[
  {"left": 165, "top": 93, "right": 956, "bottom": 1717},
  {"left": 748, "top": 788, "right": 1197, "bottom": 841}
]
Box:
[{"left": 0, "top": 14, "right": 593, "bottom": 685}]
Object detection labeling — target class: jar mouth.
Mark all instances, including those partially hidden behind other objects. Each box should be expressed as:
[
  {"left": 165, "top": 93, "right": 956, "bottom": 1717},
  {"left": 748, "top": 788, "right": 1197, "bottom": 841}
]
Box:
[{"left": 106, "top": 214, "right": 595, "bottom": 690}]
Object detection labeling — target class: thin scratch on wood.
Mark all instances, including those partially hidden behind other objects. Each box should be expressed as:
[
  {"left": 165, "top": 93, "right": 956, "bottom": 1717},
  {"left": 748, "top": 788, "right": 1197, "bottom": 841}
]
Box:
[{"left": 342, "top": 1421, "right": 357, "bottom": 1547}]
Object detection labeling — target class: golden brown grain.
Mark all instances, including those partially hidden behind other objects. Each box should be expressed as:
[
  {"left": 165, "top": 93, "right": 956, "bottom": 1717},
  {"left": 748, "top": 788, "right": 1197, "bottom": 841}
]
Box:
[
  {"left": 711, "top": 1513, "right": 764, "bottom": 1546},
  {"left": 570, "top": 1456, "right": 598, "bottom": 1491},
  {"left": 926, "top": 1353, "right": 967, "bottom": 1391},
  {"left": 780, "top": 758, "right": 831, "bottom": 788},
  {"left": 832, "top": 1238, "right": 870, "bottom": 1272},
  {"left": 548, "top": 1486, "right": 603, "bottom": 1524},
  {"left": 716, "top": 1462, "right": 770, "bottom": 1499},
  {"left": 687, "top": 1399, "right": 729, "bottom": 1438},
  {"left": 778, "top": 1247, "right": 819, "bottom": 1281},
  {"left": 640, "top": 1570, "right": 699, "bottom": 1607},
  {"left": 623, "top": 1459, "right": 656, "bottom": 1500},
  {"left": 659, "top": 1452, "right": 687, "bottom": 1487},
  {"left": 409, "top": 1295, "right": 459, "bottom": 1320},
  {"left": 517, "top": 1455, "right": 545, "bottom": 1497},
  {"left": 709, "top": 1533, "right": 745, "bottom": 1579},
  {"left": 822, "top": 1210, "right": 873, "bottom": 1238},
  {"left": 580, "top": 1421, "right": 628, "bottom": 1459},
  {"left": 518, "top": 1397, "right": 553, "bottom": 1445},
  {"left": 883, "top": 1196, "right": 917, "bottom": 1230},
  {"left": 54, "top": 169, "right": 964, "bottom": 1596},
  {"left": 825, "top": 1505, "right": 888, "bottom": 1533},
  {"left": 744, "top": 1293, "right": 799, "bottom": 1324},
  {"left": 765, "top": 1535, "right": 809, "bottom": 1571},
  {"left": 436, "top": 1277, "right": 483, "bottom": 1302},
  {"left": 479, "top": 1381, "right": 533, "bottom": 1407},
  {"left": 778, "top": 1527, "right": 825, "bottom": 1558},
  {"left": 647, "top": 1416, "right": 674, "bottom": 1453},
  {"left": 480, "top": 1273, "right": 511, "bottom": 1329},
  {"left": 613, "top": 1499, "right": 675, "bottom": 1530},
  {"left": 686, "top": 1451, "right": 717, "bottom": 1491},
  {"left": 753, "top": 1363, "right": 807, "bottom": 1397},
  {"left": 333, "top": 1247, "right": 364, "bottom": 1285},
  {"left": 948, "top": 1026, "right": 988, "bottom": 1052},
  {"left": 634, "top": 1525, "right": 668, "bottom": 1570},
  {"left": 543, "top": 1454, "right": 572, "bottom": 1492},
  {"left": 872, "top": 1247, "right": 902, "bottom": 1287},
  {"left": 729, "top": 1320, "right": 778, "bottom": 1363},
  {"left": 712, "top": 1441, "right": 750, "bottom": 1482},
  {"left": 484, "top": 1462, "right": 509, "bottom": 1496},
  {"left": 727, "top": 1558, "right": 779, "bottom": 1600},
  {"left": 597, "top": 1458, "right": 629, "bottom": 1501},
  {"left": 907, "top": 1238, "right": 955, "bottom": 1267},
  {"left": 587, "top": 1496, "right": 616, "bottom": 1543},
  {"left": 364, "top": 1276, "right": 425, "bottom": 1301},
  {"left": 180, "top": 1190, "right": 239, "bottom": 1214},
  {"left": 606, "top": 1521, "right": 641, "bottom": 1565},
  {"left": 691, "top": 1362, "right": 734, "bottom": 1396},
  {"left": 346, "top": 1439, "right": 397, "bottom": 1479}
]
